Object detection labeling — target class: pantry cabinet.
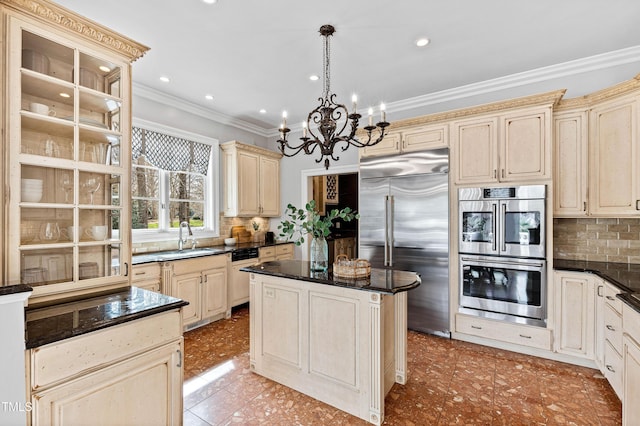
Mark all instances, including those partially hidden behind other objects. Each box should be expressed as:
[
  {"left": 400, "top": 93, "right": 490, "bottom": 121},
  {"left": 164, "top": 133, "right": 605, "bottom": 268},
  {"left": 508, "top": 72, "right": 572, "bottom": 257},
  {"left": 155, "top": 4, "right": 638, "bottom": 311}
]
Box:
[
  {"left": 360, "top": 123, "right": 448, "bottom": 158},
  {"left": 453, "top": 105, "right": 553, "bottom": 185},
  {"left": 167, "top": 254, "right": 228, "bottom": 329},
  {"left": 221, "top": 140, "right": 282, "bottom": 217},
  {"left": 0, "top": 0, "right": 148, "bottom": 302}
]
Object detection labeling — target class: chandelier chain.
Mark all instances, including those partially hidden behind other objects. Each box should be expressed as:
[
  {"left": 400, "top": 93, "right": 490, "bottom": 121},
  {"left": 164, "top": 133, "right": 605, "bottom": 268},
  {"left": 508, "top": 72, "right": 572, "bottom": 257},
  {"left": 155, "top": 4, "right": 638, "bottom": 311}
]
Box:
[{"left": 323, "top": 31, "right": 331, "bottom": 100}]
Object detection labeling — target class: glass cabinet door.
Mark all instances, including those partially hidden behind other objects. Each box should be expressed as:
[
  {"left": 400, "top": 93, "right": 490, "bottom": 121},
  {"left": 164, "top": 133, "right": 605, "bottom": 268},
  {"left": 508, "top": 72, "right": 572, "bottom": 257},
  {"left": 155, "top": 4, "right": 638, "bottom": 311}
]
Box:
[{"left": 8, "top": 19, "right": 130, "bottom": 294}]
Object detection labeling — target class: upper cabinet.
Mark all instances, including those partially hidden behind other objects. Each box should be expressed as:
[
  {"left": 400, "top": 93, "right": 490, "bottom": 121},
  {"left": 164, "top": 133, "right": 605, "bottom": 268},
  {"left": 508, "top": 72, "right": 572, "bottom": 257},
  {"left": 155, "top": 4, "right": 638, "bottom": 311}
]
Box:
[
  {"left": 360, "top": 122, "right": 448, "bottom": 158},
  {"left": 221, "top": 141, "right": 282, "bottom": 217},
  {"left": 589, "top": 92, "right": 640, "bottom": 216},
  {"left": 0, "top": 0, "right": 148, "bottom": 301},
  {"left": 453, "top": 103, "right": 554, "bottom": 185},
  {"left": 553, "top": 79, "right": 640, "bottom": 217}
]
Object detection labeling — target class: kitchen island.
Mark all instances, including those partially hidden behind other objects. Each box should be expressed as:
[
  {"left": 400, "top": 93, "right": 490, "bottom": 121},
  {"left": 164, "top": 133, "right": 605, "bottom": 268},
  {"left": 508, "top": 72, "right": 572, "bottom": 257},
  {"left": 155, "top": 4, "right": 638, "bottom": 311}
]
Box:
[{"left": 241, "top": 260, "right": 420, "bottom": 425}]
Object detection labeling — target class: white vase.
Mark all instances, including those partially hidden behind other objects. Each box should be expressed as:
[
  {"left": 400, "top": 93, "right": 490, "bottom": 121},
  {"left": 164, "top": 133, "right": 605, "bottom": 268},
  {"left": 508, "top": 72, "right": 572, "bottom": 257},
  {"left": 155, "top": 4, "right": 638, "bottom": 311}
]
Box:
[{"left": 310, "top": 236, "right": 328, "bottom": 272}]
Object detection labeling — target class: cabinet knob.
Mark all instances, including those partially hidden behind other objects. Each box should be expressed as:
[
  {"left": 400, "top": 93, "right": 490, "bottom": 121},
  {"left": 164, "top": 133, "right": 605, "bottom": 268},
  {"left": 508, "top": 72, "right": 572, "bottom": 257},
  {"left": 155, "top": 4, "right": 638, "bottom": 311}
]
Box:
[
  {"left": 606, "top": 325, "right": 615, "bottom": 331},
  {"left": 606, "top": 365, "right": 615, "bottom": 372},
  {"left": 606, "top": 295, "right": 616, "bottom": 301}
]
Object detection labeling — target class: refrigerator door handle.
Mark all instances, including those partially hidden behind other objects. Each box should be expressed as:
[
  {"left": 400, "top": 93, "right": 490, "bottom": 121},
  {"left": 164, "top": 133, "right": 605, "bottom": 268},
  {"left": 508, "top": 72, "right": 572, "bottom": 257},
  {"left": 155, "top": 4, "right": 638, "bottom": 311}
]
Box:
[
  {"left": 388, "top": 195, "right": 394, "bottom": 266},
  {"left": 384, "top": 195, "right": 390, "bottom": 266}
]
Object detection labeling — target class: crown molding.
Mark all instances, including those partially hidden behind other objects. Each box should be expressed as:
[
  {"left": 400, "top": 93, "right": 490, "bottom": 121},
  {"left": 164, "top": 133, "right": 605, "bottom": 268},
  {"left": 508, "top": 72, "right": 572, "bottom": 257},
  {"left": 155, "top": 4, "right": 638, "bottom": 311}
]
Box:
[
  {"left": 132, "top": 83, "right": 271, "bottom": 138},
  {"left": 268, "top": 45, "right": 640, "bottom": 137},
  {"left": 1, "top": 0, "right": 149, "bottom": 61}
]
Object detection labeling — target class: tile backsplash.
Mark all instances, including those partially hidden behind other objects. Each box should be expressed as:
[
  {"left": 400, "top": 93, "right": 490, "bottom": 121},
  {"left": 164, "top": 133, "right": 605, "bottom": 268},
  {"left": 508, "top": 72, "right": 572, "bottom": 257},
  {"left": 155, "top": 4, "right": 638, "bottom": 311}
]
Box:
[
  {"left": 553, "top": 218, "right": 640, "bottom": 264},
  {"left": 131, "top": 215, "right": 272, "bottom": 254}
]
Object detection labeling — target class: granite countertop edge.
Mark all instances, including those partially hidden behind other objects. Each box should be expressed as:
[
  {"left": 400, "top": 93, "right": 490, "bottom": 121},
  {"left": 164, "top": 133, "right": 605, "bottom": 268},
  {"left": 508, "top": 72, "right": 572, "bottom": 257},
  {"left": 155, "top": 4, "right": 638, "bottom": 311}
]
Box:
[
  {"left": 241, "top": 260, "right": 421, "bottom": 295},
  {"left": 25, "top": 287, "right": 189, "bottom": 349},
  {"left": 553, "top": 258, "right": 640, "bottom": 313}
]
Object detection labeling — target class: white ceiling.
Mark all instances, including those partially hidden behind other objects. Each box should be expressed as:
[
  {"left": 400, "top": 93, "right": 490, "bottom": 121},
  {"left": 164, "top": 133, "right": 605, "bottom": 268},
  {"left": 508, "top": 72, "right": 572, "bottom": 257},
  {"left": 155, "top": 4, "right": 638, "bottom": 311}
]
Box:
[{"left": 54, "top": 0, "right": 640, "bottom": 134}]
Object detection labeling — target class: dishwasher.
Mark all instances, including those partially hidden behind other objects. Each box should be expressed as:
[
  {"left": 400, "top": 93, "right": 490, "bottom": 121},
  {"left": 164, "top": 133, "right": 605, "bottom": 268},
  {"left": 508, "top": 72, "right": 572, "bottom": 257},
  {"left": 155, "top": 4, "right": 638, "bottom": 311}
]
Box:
[{"left": 228, "top": 247, "right": 259, "bottom": 309}]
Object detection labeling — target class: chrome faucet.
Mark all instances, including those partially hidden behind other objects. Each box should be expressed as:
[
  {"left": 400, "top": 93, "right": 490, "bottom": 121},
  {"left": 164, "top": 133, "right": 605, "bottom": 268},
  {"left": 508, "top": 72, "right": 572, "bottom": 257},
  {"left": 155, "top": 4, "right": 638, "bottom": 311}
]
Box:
[{"left": 178, "top": 221, "right": 192, "bottom": 251}]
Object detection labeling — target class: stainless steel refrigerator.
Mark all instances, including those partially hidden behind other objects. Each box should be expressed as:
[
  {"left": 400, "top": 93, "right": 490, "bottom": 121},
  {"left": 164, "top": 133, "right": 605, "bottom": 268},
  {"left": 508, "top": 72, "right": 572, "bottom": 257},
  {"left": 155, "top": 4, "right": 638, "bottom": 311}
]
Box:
[{"left": 359, "top": 149, "right": 450, "bottom": 337}]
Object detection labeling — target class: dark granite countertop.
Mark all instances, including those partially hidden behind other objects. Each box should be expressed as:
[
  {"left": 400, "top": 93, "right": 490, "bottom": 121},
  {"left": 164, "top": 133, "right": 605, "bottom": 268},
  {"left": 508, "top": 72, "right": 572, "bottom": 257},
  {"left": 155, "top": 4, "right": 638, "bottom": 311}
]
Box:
[
  {"left": 241, "top": 260, "right": 421, "bottom": 295},
  {"left": 553, "top": 259, "right": 640, "bottom": 312},
  {"left": 0, "top": 284, "right": 32, "bottom": 297},
  {"left": 132, "top": 241, "right": 293, "bottom": 265},
  {"left": 25, "top": 286, "right": 188, "bottom": 349}
]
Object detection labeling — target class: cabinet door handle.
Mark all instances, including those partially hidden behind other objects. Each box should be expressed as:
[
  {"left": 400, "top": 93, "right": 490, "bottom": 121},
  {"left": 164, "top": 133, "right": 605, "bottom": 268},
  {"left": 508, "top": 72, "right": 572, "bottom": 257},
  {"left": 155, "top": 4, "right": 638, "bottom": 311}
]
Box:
[
  {"left": 583, "top": 201, "right": 587, "bottom": 212},
  {"left": 124, "top": 262, "right": 129, "bottom": 277},
  {"left": 471, "top": 325, "right": 482, "bottom": 330},
  {"left": 519, "top": 334, "right": 532, "bottom": 339},
  {"left": 606, "top": 325, "right": 615, "bottom": 331},
  {"left": 636, "top": 200, "right": 640, "bottom": 210},
  {"left": 597, "top": 285, "right": 603, "bottom": 297},
  {"left": 501, "top": 169, "right": 505, "bottom": 179},
  {"left": 177, "top": 349, "right": 182, "bottom": 368},
  {"left": 493, "top": 169, "right": 497, "bottom": 179},
  {"left": 606, "top": 365, "right": 615, "bottom": 373}
]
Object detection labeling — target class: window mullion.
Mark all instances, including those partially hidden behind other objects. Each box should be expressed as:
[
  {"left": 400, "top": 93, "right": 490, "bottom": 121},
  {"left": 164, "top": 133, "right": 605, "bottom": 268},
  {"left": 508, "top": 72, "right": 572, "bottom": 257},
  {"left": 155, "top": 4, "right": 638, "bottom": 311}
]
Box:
[{"left": 159, "top": 170, "right": 170, "bottom": 232}]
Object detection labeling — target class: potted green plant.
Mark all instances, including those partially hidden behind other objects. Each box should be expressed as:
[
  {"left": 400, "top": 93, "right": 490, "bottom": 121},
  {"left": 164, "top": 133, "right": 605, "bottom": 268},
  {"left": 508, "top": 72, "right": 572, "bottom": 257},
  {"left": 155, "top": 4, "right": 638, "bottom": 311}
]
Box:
[{"left": 278, "top": 200, "right": 359, "bottom": 271}]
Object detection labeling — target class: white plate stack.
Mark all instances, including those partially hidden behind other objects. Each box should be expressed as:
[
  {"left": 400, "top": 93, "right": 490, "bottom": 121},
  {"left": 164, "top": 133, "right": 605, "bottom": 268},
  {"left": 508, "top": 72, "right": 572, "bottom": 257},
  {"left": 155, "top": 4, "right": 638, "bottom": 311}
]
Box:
[{"left": 21, "top": 178, "right": 43, "bottom": 202}]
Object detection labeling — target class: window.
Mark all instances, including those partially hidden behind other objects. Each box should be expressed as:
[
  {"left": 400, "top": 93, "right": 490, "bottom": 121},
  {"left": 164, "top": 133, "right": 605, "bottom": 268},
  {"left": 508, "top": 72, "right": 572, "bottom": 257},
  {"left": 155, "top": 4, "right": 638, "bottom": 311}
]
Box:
[{"left": 131, "top": 120, "right": 219, "bottom": 241}]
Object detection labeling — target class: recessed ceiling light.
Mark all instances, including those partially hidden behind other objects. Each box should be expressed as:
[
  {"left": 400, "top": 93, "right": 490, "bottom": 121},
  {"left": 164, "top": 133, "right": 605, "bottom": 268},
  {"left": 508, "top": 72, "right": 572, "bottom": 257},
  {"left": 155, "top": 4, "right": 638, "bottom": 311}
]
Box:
[
  {"left": 159, "top": 76, "right": 170, "bottom": 83},
  {"left": 309, "top": 75, "right": 319, "bottom": 81},
  {"left": 59, "top": 92, "right": 70, "bottom": 98},
  {"left": 205, "top": 94, "right": 214, "bottom": 100},
  {"left": 259, "top": 109, "right": 266, "bottom": 114},
  {"left": 416, "top": 38, "right": 430, "bottom": 47},
  {"left": 99, "top": 65, "right": 111, "bottom": 73},
  {"left": 202, "top": 0, "right": 217, "bottom": 3}
]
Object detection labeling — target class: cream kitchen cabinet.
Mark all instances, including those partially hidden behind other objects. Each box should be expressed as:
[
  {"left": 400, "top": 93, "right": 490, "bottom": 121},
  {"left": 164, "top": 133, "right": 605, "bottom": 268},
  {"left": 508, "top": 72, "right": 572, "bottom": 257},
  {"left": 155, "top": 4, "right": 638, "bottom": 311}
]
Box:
[
  {"left": 553, "top": 109, "right": 589, "bottom": 216},
  {"left": 589, "top": 92, "right": 640, "bottom": 216},
  {"left": 455, "top": 313, "right": 552, "bottom": 350},
  {"left": 623, "top": 302, "right": 640, "bottom": 426},
  {"left": 554, "top": 271, "right": 596, "bottom": 359},
  {"left": 360, "top": 123, "right": 448, "bottom": 158},
  {"left": 228, "top": 258, "right": 255, "bottom": 309},
  {"left": 259, "top": 246, "right": 276, "bottom": 262},
  {"left": 0, "top": 0, "right": 147, "bottom": 302},
  {"left": 601, "top": 282, "right": 624, "bottom": 398},
  {"left": 130, "top": 262, "right": 162, "bottom": 292},
  {"left": 167, "top": 254, "right": 228, "bottom": 329},
  {"left": 276, "top": 243, "right": 294, "bottom": 260},
  {"left": 453, "top": 105, "right": 553, "bottom": 185},
  {"left": 221, "top": 140, "right": 282, "bottom": 217},
  {"left": 27, "top": 309, "right": 183, "bottom": 426}
]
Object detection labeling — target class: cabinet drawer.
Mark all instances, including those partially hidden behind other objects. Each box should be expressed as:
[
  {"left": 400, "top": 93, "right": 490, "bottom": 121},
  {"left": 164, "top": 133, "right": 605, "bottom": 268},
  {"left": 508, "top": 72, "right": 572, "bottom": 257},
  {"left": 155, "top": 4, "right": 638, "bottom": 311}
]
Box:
[
  {"left": 171, "top": 254, "right": 227, "bottom": 275},
  {"left": 455, "top": 314, "right": 552, "bottom": 350},
  {"left": 604, "top": 283, "right": 623, "bottom": 314},
  {"left": 623, "top": 303, "right": 640, "bottom": 343},
  {"left": 260, "top": 247, "right": 276, "bottom": 258},
  {"left": 604, "top": 303, "right": 623, "bottom": 354},
  {"left": 276, "top": 244, "right": 293, "bottom": 256},
  {"left": 29, "top": 310, "right": 182, "bottom": 391},
  {"left": 603, "top": 340, "right": 623, "bottom": 398},
  {"left": 131, "top": 263, "right": 161, "bottom": 283}
]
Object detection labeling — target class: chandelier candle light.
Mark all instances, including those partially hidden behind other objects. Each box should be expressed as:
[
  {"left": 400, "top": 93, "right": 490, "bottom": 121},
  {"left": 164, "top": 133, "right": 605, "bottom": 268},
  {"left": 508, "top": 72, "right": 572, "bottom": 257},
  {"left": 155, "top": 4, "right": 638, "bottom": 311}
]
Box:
[{"left": 277, "top": 24, "right": 390, "bottom": 170}]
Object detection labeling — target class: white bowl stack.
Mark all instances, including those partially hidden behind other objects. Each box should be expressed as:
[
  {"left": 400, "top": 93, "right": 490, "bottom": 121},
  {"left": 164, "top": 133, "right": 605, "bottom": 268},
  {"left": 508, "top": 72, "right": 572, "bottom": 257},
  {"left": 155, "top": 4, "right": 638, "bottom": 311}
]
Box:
[{"left": 21, "top": 178, "right": 43, "bottom": 203}]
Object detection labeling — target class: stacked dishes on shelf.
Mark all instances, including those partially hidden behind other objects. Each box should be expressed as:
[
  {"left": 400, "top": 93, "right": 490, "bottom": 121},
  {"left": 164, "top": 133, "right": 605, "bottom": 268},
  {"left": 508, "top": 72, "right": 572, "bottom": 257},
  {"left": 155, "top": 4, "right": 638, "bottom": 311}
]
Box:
[{"left": 21, "top": 178, "right": 43, "bottom": 202}]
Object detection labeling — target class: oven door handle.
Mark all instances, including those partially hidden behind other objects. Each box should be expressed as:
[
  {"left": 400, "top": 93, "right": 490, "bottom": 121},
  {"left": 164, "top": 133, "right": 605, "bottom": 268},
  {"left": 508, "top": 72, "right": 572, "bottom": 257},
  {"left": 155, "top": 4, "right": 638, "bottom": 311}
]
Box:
[
  {"left": 501, "top": 203, "right": 507, "bottom": 253},
  {"left": 492, "top": 203, "right": 498, "bottom": 253},
  {"left": 460, "top": 256, "right": 545, "bottom": 269}
]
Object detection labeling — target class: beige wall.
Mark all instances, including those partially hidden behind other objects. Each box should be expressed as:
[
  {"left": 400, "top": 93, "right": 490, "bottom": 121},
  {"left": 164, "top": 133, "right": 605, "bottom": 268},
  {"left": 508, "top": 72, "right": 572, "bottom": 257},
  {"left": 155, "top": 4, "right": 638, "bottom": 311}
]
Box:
[{"left": 553, "top": 218, "right": 640, "bottom": 264}]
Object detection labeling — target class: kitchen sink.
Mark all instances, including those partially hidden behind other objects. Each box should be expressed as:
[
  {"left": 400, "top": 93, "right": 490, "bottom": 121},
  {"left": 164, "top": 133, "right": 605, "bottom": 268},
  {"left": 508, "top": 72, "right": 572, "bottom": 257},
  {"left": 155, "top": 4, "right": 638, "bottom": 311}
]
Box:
[{"left": 155, "top": 247, "right": 227, "bottom": 261}]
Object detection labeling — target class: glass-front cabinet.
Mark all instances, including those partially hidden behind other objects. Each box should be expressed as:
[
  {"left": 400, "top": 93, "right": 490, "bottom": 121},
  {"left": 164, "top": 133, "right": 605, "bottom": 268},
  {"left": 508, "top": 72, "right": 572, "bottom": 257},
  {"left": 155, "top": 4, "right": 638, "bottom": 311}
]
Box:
[{"left": 2, "top": 5, "right": 147, "bottom": 300}]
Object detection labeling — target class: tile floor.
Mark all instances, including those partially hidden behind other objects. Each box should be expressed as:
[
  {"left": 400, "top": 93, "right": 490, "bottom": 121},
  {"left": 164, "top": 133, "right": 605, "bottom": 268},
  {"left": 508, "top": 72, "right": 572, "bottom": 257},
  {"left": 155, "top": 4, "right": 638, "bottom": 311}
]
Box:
[{"left": 183, "top": 306, "right": 621, "bottom": 425}]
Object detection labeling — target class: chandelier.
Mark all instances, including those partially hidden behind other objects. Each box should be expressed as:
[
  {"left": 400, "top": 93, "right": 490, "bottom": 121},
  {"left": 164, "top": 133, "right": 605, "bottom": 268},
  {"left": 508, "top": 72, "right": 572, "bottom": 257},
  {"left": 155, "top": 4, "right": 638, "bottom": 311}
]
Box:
[{"left": 277, "top": 24, "right": 390, "bottom": 170}]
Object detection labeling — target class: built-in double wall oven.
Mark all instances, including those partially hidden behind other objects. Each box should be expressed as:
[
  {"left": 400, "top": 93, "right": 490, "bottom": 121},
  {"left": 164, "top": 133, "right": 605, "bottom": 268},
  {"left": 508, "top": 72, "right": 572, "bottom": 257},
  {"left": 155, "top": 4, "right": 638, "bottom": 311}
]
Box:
[{"left": 458, "top": 185, "right": 547, "bottom": 326}]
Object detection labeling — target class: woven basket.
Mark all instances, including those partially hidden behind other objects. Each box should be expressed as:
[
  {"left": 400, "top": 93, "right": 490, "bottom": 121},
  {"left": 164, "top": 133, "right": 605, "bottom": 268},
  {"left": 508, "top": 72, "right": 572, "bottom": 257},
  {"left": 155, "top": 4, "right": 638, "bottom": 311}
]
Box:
[{"left": 333, "top": 254, "right": 371, "bottom": 279}]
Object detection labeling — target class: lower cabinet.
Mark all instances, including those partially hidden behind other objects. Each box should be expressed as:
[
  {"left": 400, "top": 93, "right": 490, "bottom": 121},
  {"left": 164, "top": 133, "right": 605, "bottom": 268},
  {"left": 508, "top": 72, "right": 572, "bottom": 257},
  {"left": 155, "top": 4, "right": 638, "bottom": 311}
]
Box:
[
  {"left": 167, "top": 254, "right": 229, "bottom": 329},
  {"left": 623, "top": 303, "right": 640, "bottom": 426},
  {"left": 275, "top": 243, "right": 294, "bottom": 260},
  {"left": 28, "top": 310, "right": 183, "bottom": 425},
  {"left": 130, "top": 262, "right": 162, "bottom": 292},
  {"left": 554, "top": 271, "right": 596, "bottom": 359}
]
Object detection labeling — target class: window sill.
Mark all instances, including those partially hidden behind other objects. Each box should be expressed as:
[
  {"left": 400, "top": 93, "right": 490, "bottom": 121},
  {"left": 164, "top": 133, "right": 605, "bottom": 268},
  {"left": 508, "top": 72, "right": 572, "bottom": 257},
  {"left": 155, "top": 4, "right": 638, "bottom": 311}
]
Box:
[{"left": 132, "top": 229, "right": 219, "bottom": 244}]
